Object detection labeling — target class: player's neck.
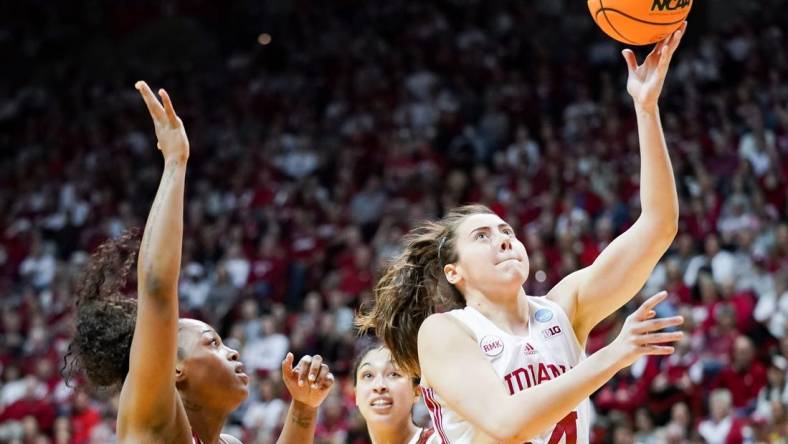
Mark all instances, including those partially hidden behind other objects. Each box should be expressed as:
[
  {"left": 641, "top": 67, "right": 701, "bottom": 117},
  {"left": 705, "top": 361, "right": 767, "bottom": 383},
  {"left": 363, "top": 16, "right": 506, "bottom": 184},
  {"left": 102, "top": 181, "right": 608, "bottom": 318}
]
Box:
[
  {"left": 368, "top": 418, "right": 419, "bottom": 444},
  {"left": 186, "top": 402, "right": 229, "bottom": 444},
  {"left": 465, "top": 288, "right": 530, "bottom": 336}
]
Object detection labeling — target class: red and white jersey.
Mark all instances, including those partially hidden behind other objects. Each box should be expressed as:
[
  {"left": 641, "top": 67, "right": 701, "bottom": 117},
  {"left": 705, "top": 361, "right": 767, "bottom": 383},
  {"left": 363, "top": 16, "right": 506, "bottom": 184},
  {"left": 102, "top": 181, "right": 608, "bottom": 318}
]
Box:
[
  {"left": 409, "top": 427, "right": 438, "bottom": 444},
  {"left": 421, "top": 296, "right": 590, "bottom": 444}
]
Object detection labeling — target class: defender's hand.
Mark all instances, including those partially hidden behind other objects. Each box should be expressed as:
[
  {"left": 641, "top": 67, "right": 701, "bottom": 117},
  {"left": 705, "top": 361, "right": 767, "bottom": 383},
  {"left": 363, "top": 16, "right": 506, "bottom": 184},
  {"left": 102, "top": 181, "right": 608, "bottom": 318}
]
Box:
[{"left": 135, "top": 81, "right": 189, "bottom": 163}]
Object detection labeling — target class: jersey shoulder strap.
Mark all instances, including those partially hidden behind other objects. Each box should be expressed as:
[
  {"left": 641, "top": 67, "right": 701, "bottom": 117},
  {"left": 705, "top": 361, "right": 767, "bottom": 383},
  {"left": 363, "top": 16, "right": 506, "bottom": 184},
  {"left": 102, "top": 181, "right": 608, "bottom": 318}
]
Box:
[{"left": 412, "top": 427, "right": 436, "bottom": 444}]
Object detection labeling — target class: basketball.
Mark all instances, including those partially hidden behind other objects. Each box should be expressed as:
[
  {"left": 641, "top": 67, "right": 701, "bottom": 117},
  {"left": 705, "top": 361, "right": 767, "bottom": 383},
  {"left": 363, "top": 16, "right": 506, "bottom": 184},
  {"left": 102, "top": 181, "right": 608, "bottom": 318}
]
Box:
[{"left": 588, "top": 0, "right": 692, "bottom": 45}]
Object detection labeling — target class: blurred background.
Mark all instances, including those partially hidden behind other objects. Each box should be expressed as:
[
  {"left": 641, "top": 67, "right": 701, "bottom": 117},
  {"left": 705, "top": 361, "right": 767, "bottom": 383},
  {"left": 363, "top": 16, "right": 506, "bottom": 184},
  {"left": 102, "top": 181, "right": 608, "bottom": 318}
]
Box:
[{"left": 0, "top": 0, "right": 787, "bottom": 443}]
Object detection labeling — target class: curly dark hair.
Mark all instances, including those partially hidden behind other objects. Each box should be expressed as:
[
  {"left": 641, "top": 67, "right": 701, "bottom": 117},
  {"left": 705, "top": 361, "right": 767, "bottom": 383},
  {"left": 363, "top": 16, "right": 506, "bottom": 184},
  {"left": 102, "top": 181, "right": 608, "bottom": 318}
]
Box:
[{"left": 63, "top": 229, "right": 141, "bottom": 388}]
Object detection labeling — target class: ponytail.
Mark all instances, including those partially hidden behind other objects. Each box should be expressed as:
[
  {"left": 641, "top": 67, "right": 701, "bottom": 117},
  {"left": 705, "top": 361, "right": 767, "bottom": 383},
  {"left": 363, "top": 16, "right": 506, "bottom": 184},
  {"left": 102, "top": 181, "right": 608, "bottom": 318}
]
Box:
[
  {"left": 356, "top": 205, "right": 493, "bottom": 376},
  {"left": 63, "top": 229, "right": 141, "bottom": 388}
]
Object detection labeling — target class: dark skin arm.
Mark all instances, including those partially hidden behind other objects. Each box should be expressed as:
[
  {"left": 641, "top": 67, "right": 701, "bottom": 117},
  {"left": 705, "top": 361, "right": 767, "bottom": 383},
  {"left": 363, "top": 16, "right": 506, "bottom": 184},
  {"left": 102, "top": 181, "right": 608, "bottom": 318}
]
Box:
[
  {"left": 276, "top": 353, "right": 335, "bottom": 444},
  {"left": 118, "top": 81, "right": 189, "bottom": 434}
]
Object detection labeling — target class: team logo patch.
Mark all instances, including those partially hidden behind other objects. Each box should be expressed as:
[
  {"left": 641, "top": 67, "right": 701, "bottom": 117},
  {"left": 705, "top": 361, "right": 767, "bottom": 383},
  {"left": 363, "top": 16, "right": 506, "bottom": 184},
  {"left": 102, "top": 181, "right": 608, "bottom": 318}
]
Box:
[
  {"left": 534, "top": 308, "right": 554, "bottom": 323},
  {"left": 542, "top": 325, "right": 562, "bottom": 339},
  {"left": 480, "top": 335, "right": 504, "bottom": 357},
  {"left": 523, "top": 342, "right": 538, "bottom": 355}
]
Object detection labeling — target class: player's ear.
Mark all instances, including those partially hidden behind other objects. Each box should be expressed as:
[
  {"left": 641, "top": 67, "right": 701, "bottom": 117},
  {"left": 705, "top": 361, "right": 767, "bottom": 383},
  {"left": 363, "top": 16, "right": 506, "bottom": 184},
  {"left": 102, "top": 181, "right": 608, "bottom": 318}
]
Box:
[
  {"left": 444, "top": 263, "right": 462, "bottom": 285},
  {"left": 175, "top": 364, "right": 187, "bottom": 383},
  {"left": 175, "top": 345, "right": 188, "bottom": 383}
]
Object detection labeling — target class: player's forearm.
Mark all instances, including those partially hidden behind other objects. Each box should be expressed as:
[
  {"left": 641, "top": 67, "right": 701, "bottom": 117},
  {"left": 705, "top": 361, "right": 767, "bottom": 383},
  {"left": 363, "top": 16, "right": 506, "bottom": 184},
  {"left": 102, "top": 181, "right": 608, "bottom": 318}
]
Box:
[
  {"left": 275, "top": 401, "right": 318, "bottom": 444},
  {"left": 137, "top": 158, "right": 187, "bottom": 298},
  {"left": 634, "top": 104, "right": 678, "bottom": 237},
  {"left": 499, "top": 347, "right": 621, "bottom": 442}
]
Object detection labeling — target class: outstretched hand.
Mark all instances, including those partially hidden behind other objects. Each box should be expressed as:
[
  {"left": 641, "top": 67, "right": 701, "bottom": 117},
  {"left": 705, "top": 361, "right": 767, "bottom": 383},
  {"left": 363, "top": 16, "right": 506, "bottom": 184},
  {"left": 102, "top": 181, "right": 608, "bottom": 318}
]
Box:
[
  {"left": 621, "top": 22, "right": 687, "bottom": 110},
  {"left": 609, "top": 291, "right": 684, "bottom": 369},
  {"left": 282, "top": 353, "right": 334, "bottom": 409},
  {"left": 135, "top": 81, "right": 189, "bottom": 163}
]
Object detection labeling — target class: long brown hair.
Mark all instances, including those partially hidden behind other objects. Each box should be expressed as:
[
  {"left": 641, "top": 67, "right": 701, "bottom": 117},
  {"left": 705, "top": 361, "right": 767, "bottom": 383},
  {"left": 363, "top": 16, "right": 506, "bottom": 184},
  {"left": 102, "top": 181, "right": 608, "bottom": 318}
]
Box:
[{"left": 356, "top": 204, "right": 494, "bottom": 376}]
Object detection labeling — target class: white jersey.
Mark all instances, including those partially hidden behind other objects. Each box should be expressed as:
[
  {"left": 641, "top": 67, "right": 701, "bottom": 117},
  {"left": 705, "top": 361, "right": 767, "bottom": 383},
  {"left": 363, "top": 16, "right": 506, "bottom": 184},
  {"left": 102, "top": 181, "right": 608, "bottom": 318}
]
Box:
[{"left": 420, "top": 296, "right": 590, "bottom": 444}]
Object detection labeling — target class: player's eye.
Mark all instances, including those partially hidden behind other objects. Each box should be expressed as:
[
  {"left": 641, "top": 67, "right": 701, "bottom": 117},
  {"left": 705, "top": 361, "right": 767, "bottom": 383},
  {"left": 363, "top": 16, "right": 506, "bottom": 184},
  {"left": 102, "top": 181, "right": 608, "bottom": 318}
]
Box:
[
  {"left": 389, "top": 371, "right": 402, "bottom": 378},
  {"left": 362, "top": 372, "right": 373, "bottom": 379},
  {"left": 475, "top": 232, "right": 488, "bottom": 240}
]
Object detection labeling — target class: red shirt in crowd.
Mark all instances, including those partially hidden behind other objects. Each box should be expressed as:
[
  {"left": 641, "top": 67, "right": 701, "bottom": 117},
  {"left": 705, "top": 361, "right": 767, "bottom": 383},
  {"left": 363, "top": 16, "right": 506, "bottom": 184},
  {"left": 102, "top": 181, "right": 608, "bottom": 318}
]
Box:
[
  {"left": 714, "top": 360, "right": 767, "bottom": 409},
  {"left": 70, "top": 406, "right": 102, "bottom": 444},
  {"left": 0, "top": 396, "right": 56, "bottom": 431}
]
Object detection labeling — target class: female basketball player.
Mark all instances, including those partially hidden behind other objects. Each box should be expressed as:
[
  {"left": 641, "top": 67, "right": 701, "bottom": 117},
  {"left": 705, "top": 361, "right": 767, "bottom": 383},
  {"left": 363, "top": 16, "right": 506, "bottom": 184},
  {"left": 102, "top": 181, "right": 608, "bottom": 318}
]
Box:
[
  {"left": 354, "top": 343, "right": 436, "bottom": 444},
  {"left": 65, "top": 81, "right": 334, "bottom": 444},
  {"left": 358, "top": 24, "right": 688, "bottom": 444}
]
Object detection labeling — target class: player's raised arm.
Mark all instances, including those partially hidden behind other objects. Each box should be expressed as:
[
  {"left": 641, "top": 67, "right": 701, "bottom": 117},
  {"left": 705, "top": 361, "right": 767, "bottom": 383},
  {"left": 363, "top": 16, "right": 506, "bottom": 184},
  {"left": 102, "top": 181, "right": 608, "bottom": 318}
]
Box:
[
  {"left": 419, "top": 292, "right": 682, "bottom": 443},
  {"left": 548, "top": 24, "right": 686, "bottom": 344},
  {"left": 119, "top": 81, "right": 190, "bottom": 429},
  {"left": 276, "top": 353, "right": 335, "bottom": 444}
]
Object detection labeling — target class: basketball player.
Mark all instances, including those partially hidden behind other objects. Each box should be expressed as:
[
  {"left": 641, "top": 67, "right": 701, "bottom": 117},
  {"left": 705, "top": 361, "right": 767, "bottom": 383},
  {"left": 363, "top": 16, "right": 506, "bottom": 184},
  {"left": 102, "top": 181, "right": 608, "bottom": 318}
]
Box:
[
  {"left": 357, "top": 24, "right": 688, "bottom": 444},
  {"left": 65, "top": 81, "right": 334, "bottom": 444},
  {"left": 354, "top": 343, "right": 436, "bottom": 444}
]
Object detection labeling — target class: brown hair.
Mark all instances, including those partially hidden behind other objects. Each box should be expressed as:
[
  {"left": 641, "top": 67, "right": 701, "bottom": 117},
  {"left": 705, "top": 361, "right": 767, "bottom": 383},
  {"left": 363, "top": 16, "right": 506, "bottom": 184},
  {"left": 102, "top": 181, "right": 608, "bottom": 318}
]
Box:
[
  {"left": 352, "top": 342, "right": 419, "bottom": 387},
  {"left": 356, "top": 204, "right": 494, "bottom": 376},
  {"left": 63, "top": 229, "right": 141, "bottom": 388}
]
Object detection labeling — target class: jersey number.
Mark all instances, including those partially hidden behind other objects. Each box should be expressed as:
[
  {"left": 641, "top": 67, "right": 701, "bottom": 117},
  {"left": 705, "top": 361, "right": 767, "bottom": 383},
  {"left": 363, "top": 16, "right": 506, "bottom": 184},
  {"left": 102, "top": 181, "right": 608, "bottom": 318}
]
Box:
[{"left": 524, "top": 411, "right": 577, "bottom": 444}]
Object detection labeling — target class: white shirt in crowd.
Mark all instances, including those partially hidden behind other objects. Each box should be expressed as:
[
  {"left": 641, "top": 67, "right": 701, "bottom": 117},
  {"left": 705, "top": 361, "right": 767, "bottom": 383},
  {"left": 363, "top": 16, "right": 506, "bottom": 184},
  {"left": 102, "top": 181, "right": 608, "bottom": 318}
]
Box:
[
  {"left": 683, "top": 250, "right": 736, "bottom": 287},
  {"left": 698, "top": 415, "right": 734, "bottom": 444},
  {"left": 754, "top": 289, "right": 788, "bottom": 339},
  {"left": 242, "top": 397, "right": 287, "bottom": 433},
  {"left": 241, "top": 334, "right": 289, "bottom": 373},
  {"left": 19, "top": 252, "right": 56, "bottom": 289}
]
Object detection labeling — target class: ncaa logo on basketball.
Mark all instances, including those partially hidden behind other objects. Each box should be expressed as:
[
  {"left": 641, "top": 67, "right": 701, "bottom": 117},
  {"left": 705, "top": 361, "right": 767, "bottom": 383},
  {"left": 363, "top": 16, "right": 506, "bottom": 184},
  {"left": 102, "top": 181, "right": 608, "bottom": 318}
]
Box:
[
  {"left": 651, "top": 0, "right": 690, "bottom": 11},
  {"left": 480, "top": 335, "right": 504, "bottom": 357},
  {"left": 534, "top": 309, "right": 553, "bottom": 323}
]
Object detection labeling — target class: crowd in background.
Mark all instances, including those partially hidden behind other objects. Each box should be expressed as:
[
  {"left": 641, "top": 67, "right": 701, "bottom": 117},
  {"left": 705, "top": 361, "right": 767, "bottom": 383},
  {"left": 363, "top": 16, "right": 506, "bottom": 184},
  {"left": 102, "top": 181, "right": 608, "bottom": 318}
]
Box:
[{"left": 1, "top": 1, "right": 787, "bottom": 443}]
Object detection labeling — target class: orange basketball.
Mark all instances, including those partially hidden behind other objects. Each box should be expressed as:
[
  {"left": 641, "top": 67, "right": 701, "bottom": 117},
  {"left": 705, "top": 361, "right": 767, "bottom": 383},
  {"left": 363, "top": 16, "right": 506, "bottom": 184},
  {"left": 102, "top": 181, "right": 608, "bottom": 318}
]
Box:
[{"left": 588, "top": 0, "right": 692, "bottom": 46}]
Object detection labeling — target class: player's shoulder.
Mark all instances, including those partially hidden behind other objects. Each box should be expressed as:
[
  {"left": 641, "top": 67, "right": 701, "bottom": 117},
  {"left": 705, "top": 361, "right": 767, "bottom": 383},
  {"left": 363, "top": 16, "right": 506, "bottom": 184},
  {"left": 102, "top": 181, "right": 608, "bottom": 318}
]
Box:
[
  {"left": 544, "top": 268, "right": 587, "bottom": 321},
  {"left": 531, "top": 292, "right": 566, "bottom": 311},
  {"left": 419, "top": 312, "right": 457, "bottom": 337},
  {"left": 418, "top": 312, "right": 474, "bottom": 345}
]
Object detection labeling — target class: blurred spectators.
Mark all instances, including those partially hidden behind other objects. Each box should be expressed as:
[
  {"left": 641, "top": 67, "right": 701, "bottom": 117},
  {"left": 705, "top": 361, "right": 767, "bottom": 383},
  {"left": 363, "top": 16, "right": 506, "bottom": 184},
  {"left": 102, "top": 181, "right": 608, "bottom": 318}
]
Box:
[
  {"left": 698, "top": 389, "right": 749, "bottom": 444},
  {"left": 1, "top": 0, "right": 787, "bottom": 442}
]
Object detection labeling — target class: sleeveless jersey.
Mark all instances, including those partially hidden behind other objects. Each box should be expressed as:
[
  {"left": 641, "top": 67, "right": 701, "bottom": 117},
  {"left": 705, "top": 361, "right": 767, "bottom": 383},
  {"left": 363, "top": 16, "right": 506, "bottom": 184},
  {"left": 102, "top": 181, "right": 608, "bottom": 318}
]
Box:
[
  {"left": 420, "top": 296, "right": 590, "bottom": 444},
  {"left": 409, "top": 427, "right": 438, "bottom": 444}
]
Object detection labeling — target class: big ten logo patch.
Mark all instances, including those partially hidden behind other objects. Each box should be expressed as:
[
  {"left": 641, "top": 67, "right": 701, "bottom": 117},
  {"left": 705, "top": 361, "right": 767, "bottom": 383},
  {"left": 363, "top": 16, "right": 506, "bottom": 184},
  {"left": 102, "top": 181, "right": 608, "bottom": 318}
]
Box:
[
  {"left": 480, "top": 335, "right": 504, "bottom": 357},
  {"left": 542, "top": 325, "right": 562, "bottom": 339}
]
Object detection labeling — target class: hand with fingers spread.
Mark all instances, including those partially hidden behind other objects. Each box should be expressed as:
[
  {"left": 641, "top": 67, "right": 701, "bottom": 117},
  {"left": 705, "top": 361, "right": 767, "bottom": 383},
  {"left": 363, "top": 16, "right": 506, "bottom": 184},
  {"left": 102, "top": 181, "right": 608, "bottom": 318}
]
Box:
[
  {"left": 135, "top": 81, "right": 189, "bottom": 163},
  {"left": 621, "top": 22, "right": 687, "bottom": 110},
  {"left": 282, "top": 353, "right": 335, "bottom": 409},
  {"left": 607, "top": 291, "right": 684, "bottom": 369}
]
